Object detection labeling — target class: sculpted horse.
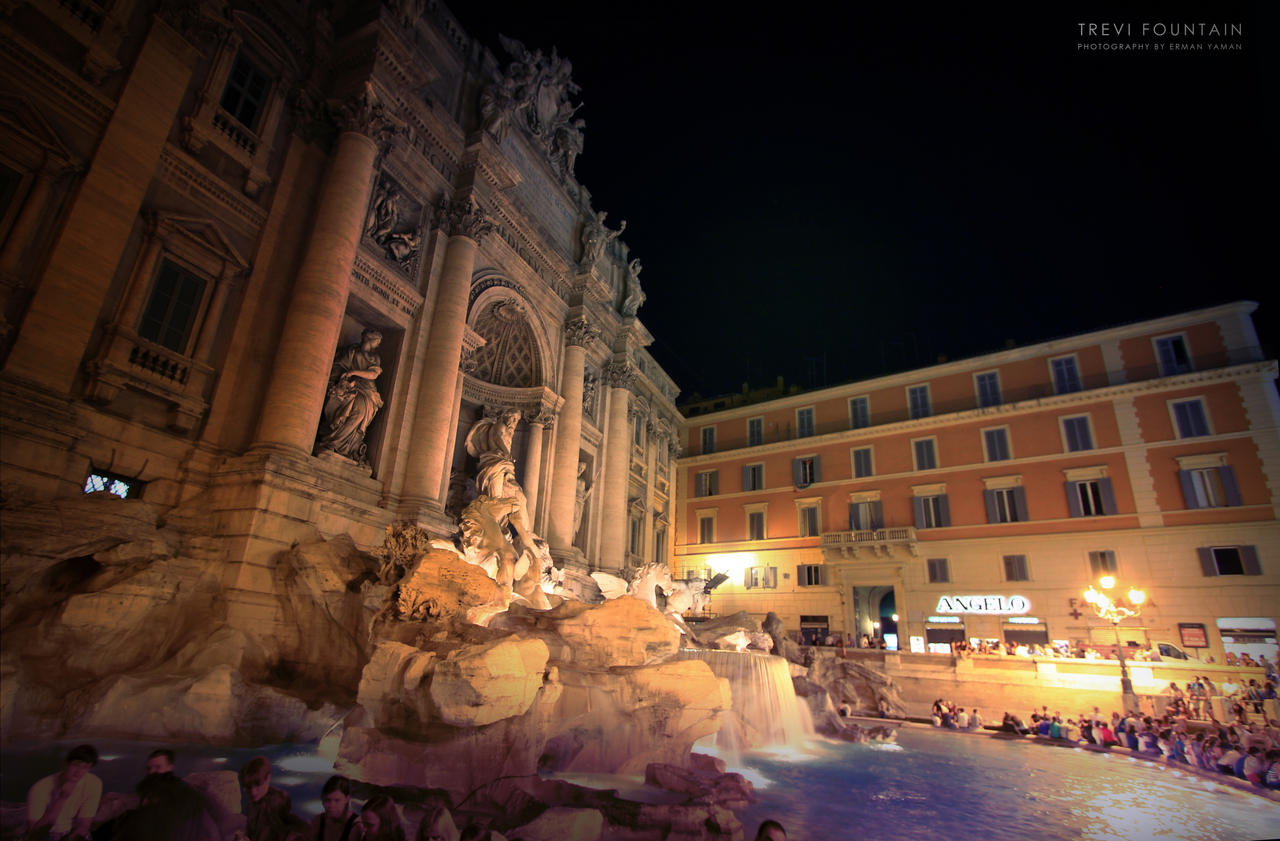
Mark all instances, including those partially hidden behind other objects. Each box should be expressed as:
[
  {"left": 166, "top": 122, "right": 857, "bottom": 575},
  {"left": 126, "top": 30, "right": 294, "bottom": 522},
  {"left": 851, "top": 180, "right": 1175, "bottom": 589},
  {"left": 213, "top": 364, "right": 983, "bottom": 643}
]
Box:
[{"left": 591, "top": 562, "right": 703, "bottom": 639}]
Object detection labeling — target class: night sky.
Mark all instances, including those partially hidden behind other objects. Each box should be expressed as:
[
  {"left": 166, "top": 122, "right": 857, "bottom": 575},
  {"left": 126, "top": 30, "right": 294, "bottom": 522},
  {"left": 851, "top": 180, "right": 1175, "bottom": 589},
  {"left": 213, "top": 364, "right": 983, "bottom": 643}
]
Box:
[{"left": 452, "top": 2, "right": 1274, "bottom": 402}]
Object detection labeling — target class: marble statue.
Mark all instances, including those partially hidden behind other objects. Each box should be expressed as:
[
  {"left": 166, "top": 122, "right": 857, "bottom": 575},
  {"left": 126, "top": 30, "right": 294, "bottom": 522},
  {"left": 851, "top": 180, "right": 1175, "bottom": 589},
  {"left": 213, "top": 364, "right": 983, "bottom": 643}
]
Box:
[
  {"left": 581, "top": 371, "right": 598, "bottom": 416},
  {"left": 460, "top": 409, "right": 552, "bottom": 608},
  {"left": 621, "top": 257, "right": 645, "bottom": 316},
  {"left": 366, "top": 181, "right": 419, "bottom": 264},
  {"left": 573, "top": 460, "right": 593, "bottom": 539},
  {"left": 482, "top": 36, "right": 587, "bottom": 181},
  {"left": 579, "top": 211, "right": 625, "bottom": 268},
  {"left": 591, "top": 562, "right": 700, "bottom": 638},
  {"left": 316, "top": 328, "right": 383, "bottom": 464}
]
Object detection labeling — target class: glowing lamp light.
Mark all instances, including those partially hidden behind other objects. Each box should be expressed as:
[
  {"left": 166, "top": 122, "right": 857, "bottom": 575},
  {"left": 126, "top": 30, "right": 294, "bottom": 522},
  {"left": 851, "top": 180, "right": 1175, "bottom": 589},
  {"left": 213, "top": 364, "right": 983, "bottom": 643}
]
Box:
[
  {"left": 891, "top": 613, "right": 899, "bottom": 622},
  {"left": 1129, "top": 588, "right": 1146, "bottom": 605},
  {"left": 706, "top": 552, "right": 755, "bottom": 577},
  {"left": 1099, "top": 575, "right": 1116, "bottom": 590}
]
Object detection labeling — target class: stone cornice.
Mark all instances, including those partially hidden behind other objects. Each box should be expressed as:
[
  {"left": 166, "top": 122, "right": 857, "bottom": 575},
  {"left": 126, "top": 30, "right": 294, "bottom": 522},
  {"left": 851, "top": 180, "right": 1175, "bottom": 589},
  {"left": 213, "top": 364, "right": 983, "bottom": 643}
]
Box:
[
  {"left": 684, "top": 302, "right": 1264, "bottom": 422},
  {"left": 677, "top": 360, "right": 1279, "bottom": 466}
]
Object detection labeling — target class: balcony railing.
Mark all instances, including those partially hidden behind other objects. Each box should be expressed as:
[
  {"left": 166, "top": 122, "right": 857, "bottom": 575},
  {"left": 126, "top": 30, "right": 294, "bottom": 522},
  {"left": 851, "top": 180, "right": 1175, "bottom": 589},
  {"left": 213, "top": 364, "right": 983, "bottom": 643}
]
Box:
[{"left": 820, "top": 526, "right": 918, "bottom": 558}]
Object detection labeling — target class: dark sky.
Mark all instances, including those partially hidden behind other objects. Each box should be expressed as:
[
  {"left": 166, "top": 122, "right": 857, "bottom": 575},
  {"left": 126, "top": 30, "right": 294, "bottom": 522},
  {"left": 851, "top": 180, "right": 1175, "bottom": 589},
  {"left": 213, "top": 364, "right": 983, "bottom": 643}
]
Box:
[{"left": 452, "top": 2, "right": 1274, "bottom": 401}]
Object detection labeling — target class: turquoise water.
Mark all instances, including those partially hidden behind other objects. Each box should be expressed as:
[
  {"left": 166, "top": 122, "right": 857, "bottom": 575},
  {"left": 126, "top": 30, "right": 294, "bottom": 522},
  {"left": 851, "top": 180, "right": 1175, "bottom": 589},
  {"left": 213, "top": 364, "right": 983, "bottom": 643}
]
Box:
[{"left": 737, "top": 729, "right": 1280, "bottom": 841}]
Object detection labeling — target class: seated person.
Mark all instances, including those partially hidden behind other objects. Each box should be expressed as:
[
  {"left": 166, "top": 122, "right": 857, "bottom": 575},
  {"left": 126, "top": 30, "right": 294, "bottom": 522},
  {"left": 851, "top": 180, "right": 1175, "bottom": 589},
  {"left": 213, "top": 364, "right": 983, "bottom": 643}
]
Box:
[
  {"left": 26, "top": 744, "right": 102, "bottom": 841},
  {"left": 415, "top": 806, "right": 458, "bottom": 841},
  {"left": 359, "top": 795, "right": 405, "bottom": 841},
  {"left": 310, "top": 775, "right": 362, "bottom": 841},
  {"left": 235, "top": 756, "right": 307, "bottom": 841}
]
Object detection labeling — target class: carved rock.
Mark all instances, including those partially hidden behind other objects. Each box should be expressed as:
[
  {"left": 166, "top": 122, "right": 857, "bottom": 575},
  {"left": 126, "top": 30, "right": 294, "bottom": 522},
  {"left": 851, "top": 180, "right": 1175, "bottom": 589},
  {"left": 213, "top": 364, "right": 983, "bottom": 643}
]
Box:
[
  {"left": 550, "top": 596, "right": 680, "bottom": 669},
  {"left": 356, "top": 641, "right": 438, "bottom": 731},
  {"left": 509, "top": 807, "right": 604, "bottom": 841},
  {"left": 429, "top": 636, "right": 550, "bottom": 727},
  {"left": 394, "top": 546, "right": 508, "bottom": 624}
]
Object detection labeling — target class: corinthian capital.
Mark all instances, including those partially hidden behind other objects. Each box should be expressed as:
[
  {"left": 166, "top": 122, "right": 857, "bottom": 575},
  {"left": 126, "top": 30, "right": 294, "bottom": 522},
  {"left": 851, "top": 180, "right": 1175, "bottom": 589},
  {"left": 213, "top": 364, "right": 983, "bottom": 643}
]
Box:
[
  {"left": 563, "top": 317, "right": 600, "bottom": 349},
  {"left": 603, "top": 359, "right": 636, "bottom": 391},
  {"left": 437, "top": 198, "right": 495, "bottom": 242},
  {"left": 331, "top": 83, "right": 400, "bottom": 146}
]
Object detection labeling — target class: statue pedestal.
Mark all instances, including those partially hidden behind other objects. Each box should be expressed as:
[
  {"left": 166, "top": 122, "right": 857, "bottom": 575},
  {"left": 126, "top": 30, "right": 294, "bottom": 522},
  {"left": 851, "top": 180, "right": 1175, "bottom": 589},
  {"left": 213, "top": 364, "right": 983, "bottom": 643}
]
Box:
[{"left": 316, "top": 448, "right": 373, "bottom": 477}]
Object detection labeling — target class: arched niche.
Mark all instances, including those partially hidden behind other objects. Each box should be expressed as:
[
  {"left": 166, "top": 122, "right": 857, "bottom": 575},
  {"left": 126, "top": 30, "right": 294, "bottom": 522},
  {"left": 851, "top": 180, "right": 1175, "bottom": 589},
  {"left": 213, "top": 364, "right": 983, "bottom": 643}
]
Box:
[{"left": 467, "top": 276, "right": 554, "bottom": 390}]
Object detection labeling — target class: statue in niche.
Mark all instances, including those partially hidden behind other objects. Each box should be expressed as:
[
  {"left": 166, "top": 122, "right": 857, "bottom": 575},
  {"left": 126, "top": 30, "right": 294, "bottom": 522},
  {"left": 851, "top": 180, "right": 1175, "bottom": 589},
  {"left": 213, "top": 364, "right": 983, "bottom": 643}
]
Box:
[
  {"left": 366, "top": 181, "right": 419, "bottom": 264},
  {"left": 621, "top": 258, "right": 645, "bottom": 317},
  {"left": 579, "top": 211, "right": 625, "bottom": 268},
  {"left": 581, "top": 371, "right": 598, "bottom": 417},
  {"left": 573, "top": 460, "right": 595, "bottom": 539},
  {"left": 316, "top": 328, "right": 384, "bottom": 465}
]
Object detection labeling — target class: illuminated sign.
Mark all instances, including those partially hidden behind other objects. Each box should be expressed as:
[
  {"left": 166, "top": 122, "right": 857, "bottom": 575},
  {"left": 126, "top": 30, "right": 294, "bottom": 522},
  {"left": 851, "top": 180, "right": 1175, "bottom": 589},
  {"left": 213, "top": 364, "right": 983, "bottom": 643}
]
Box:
[
  {"left": 927, "top": 616, "right": 963, "bottom": 623},
  {"left": 1007, "top": 616, "right": 1042, "bottom": 625},
  {"left": 935, "top": 595, "right": 1030, "bottom": 615}
]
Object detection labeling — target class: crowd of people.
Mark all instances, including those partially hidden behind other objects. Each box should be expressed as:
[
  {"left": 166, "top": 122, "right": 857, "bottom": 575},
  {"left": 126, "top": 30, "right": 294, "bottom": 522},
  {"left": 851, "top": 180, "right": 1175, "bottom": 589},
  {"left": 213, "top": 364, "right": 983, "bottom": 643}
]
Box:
[
  {"left": 926, "top": 697, "right": 1280, "bottom": 792},
  {"left": 21, "top": 748, "right": 517, "bottom": 841}
]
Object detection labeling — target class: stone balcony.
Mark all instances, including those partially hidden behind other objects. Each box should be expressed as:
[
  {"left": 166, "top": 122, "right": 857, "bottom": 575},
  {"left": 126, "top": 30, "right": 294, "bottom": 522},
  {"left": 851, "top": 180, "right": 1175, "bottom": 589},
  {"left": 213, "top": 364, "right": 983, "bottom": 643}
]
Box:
[
  {"left": 85, "top": 324, "right": 214, "bottom": 433},
  {"left": 820, "top": 526, "right": 919, "bottom": 559}
]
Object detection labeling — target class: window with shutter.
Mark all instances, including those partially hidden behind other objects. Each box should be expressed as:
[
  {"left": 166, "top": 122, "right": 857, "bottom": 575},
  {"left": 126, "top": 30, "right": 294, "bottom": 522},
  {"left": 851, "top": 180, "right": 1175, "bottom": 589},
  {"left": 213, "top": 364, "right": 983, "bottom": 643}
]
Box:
[
  {"left": 983, "top": 428, "right": 1011, "bottom": 461},
  {"left": 797, "top": 407, "right": 815, "bottom": 438},
  {"left": 927, "top": 557, "right": 950, "bottom": 583},
  {"left": 747, "top": 417, "right": 764, "bottom": 446},
  {"left": 908, "top": 385, "right": 931, "bottom": 419},
  {"left": 976, "top": 371, "right": 1002, "bottom": 407},
  {"left": 849, "top": 397, "right": 870, "bottom": 429},
  {"left": 852, "top": 447, "right": 873, "bottom": 478},
  {"left": 1172, "top": 400, "right": 1210, "bottom": 438},
  {"left": 1051, "top": 356, "right": 1082, "bottom": 393},
  {"left": 1088, "top": 550, "right": 1118, "bottom": 576},
  {"left": 1155, "top": 336, "right": 1192, "bottom": 375},
  {"left": 1003, "top": 554, "right": 1029, "bottom": 581},
  {"left": 1061, "top": 416, "right": 1094, "bottom": 452}
]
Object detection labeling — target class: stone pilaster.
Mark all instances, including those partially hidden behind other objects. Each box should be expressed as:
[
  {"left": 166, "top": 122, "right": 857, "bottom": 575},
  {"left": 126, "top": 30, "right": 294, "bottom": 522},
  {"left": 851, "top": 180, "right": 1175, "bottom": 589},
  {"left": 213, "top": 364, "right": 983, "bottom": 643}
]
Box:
[
  {"left": 547, "top": 317, "right": 598, "bottom": 552},
  {"left": 523, "top": 411, "right": 552, "bottom": 521},
  {"left": 253, "top": 96, "right": 391, "bottom": 453},
  {"left": 400, "top": 199, "right": 494, "bottom": 512},
  {"left": 598, "top": 359, "right": 636, "bottom": 572},
  {"left": 3, "top": 17, "right": 197, "bottom": 393},
  {"left": 1114, "top": 396, "right": 1163, "bottom": 527}
]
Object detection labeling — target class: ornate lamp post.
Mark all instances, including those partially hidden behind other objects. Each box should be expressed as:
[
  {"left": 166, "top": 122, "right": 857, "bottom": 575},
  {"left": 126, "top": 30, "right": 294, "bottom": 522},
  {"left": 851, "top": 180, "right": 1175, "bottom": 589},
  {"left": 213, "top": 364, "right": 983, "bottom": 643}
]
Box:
[{"left": 1083, "top": 575, "right": 1147, "bottom": 711}]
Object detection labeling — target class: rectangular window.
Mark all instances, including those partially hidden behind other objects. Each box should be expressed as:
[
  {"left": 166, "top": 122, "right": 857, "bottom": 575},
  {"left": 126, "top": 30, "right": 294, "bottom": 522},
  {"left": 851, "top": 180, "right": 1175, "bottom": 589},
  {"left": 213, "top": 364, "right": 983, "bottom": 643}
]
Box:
[
  {"left": 986, "top": 487, "right": 1026, "bottom": 523},
  {"left": 927, "top": 557, "right": 950, "bottom": 584},
  {"left": 633, "top": 418, "right": 645, "bottom": 448},
  {"left": 913, "top": 438, "right": 937, "bottom": 471},
  {"left": 83, "top": 470, "right": 143, "bottom": 499},
  {"left": 1003, "top": 554, "right": 1030, "bottom": 582},
  {"left": 1062, "top": 416, "right": 1094, "bottom": 452},
  {"left": 1088, "top": 550, "right": 1118, "bottom": 576},
  {"left": 747, "top": 417, "right": 764, "bottom": 447},
  {"left": 1198, "top": 545, "right": 1261, "bottom": 576},
  {"left": 1180, "top": 466, "right": 1241, "bottom": 509},
  {"left": 914, "top": 494, "right": 950, "bottom": 529},
  {"left": 742, "top": 463, "right": 764, "bottom": 491},
  {"left": 1051, "top": 356, "right": 1082, "bottom": 394},
  {"left": 701, "top": 427, "right": 716, "bottom": 454},
  {"left": 138, "top": 260, "right": 206, "bottom": 353},
  {"left": 629, "top": 517, "right": 642, "bottom": 555},
  {"left": 747, "top": 510, "right": 766, "bottom": 541},
  {"left": 698, "top": 515, "right": 715, "bottom": 544},
  {"left": 799, "top": 504, "right": 820, "bottom": 537},
  {"left": 848, "top": 500, "right": 883, "bottom": 530},
  {"left": 1068, "top": 478, "right": 1114, "bottom": 517},
  {"left": 794, "top": 456, "right": 820, "bottom": 487},
  {"left": 975, "top": 372, "right": 1001, "bottom": 407},
  {"left": 797, "top": 407, "right": 815, "bottom": 438},
  {"left": 745, "top": 566, "right": 778, "bottom": 589},
  {"left": 654, "top": 528, "right": 666, "bottom": 564},
  {"left": 1172, "top": 399, "right": 1210, "bottom": 438},
  {"left": 852, "top": 447, "right": 874, "bottom": 478},
  {"left": 849, "top": 397, "right": 870, "bottom": 429},
  {"left": 798, "top": 564, "right": 827, "bottom": 586},
  {"left": 695, "top": 470, "right": 718, "bottom": 497},
  {"left": 1155, "top": 335, "right": 1192, "bottom": 376},
  {"left": 908, "top": 385, "right": 931, "bottom": 419},
  {"left": 983, "top": 428, "right": 1011, "bottom": 462},
  {"left": 219, "top": 52, "right": 271, "bottom": 132}
]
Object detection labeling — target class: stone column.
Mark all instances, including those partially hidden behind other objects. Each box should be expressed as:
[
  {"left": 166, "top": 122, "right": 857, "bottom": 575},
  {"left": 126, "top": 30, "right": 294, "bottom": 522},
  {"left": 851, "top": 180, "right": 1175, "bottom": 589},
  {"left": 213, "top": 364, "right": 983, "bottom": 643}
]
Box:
[
  {"left": 598, "top": 360, "right": 635, "bottom": 573},
  {"left": 191, "top": 262, "right": 238, "bottom": 362},
  {"left": 0, "top": 164, "right": 61, "bottom": 279},
  {"left": 548, "top": 318, "right": 599, "bottom": 551},
  {"left": 522, "top": 412, "right": 550, "bottom": 520},
  {"left": 3, "top": 17, "right": 197, "bottom": 393},
  {"left": 254, "top": 92, "right": 393, "bottom": 453},
  {"left": 400, "top": 200, "right": 494, "bottom": 509}
]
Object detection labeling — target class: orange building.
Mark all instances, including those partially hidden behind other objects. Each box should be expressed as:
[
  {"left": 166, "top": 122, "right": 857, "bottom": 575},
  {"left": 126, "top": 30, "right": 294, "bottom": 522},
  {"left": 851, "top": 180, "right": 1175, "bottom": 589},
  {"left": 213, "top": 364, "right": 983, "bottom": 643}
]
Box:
[{"left": 675, "top": 302, "right": 1279, "bottom": 663}]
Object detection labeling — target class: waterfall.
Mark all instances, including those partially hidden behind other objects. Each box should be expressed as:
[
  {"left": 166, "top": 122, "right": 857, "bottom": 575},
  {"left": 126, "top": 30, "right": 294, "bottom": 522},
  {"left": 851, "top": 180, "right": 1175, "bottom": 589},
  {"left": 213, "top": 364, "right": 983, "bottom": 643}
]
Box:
[{"left": 679, "top": 648, "right": 814, "bottom": 752}]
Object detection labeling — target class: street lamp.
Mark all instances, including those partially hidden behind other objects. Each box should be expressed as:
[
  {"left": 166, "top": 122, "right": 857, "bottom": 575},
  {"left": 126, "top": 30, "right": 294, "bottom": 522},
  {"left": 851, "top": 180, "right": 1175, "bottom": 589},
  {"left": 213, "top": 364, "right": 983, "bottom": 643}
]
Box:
[{"left": 1083, "top": 576, "right": 1147, "bottom": 710}]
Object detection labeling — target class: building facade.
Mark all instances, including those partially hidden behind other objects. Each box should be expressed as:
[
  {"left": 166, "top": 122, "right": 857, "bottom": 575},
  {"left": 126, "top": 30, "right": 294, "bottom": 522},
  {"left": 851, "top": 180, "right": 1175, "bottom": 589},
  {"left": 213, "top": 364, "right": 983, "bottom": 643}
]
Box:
[
  {"left": 676, "top": 302, "right": 1280, "bottom": 663},
  {"left": 0, "top": 0, "right": 681, "bottom": 623}
]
